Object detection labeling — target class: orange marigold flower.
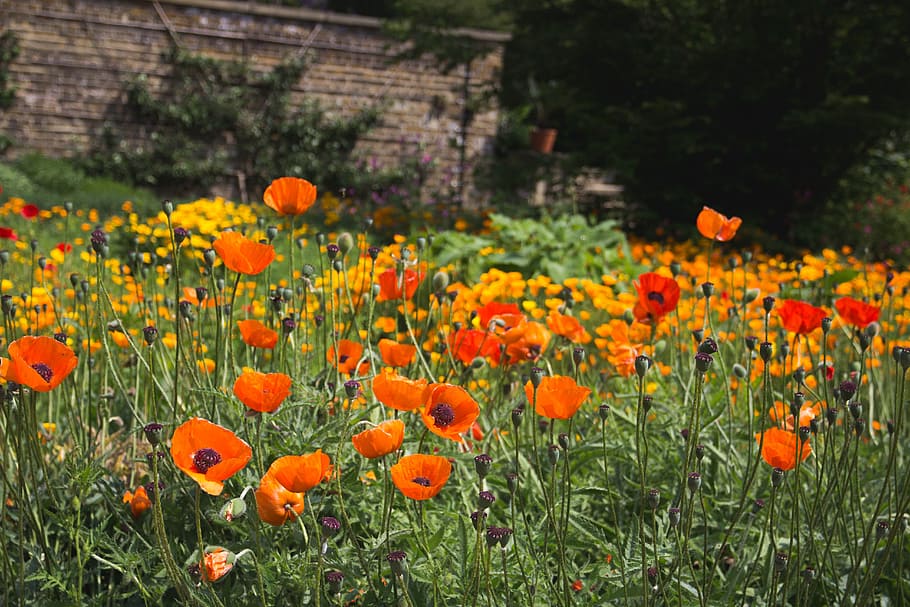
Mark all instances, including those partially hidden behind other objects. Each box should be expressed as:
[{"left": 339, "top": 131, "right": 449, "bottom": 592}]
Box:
[
  {"left": 122, "top": 486, "right": 152, "bottom": 520},
  {"left": 696, "top": 206, "right": 742, "bottom": 242},
  {"left": 448, "top": 328, "right": 502, "bottom": 366},
  {"left": 0, "top": 335, "right": 78, "bottom": 392},
  {"left": 525, "top": 375, "right": 592, "bottom": 419},
  {"left": 377, "top": 267, "right": 423, "bottom": 302},
  {"left": 255, "top": 473, "right": 305, "bottom": 526},
  {"left": 212, "top": 230, "right": 275, "bottom": 276},
  {"left": 390, "top": 453, "right": 452, "bottom": 500},
  {"left": 835, "top": 297, "right": 880, "bottom": 329},
  {"left": 546, "top": 310, "right": 591, "bottom": 344},
  {"left": 378, "top": 338, "right": 417, "bottom": 368},
  {"left": 777, "top": 299, "right": 828, "bottom": 335},
  {"left": 263, "top": 176, "right": 317, "bottom": 216},
  {"left": 421, "top": 383, "right": 480, "bottom": 442},
  {"left": 328, "top": 339, "right": 368, "bottom": 375},
  {"left": 237, "top": 319, "right": 278, "bottom": 349},
  {"left": 233, "top": 370, "right": 292, "bottom": 413},
  {"left": 265, "top": 450, "right": 332, "bottom": 493},
  {"left": 372, "top": 368, "right": 428, "bottom": 411},
  {"left": 201, "top": 547, "right": 236, "bottom": 583},
  {"left": 756, "top": 426, "right": 811, "bottom": 471},
  {"left": 170, "top": 418, "right": 252, "bottom": 496},
  {"left": 633, "top": 272, "right": 681, "bottom": 324},
  {"left": 352, "top": 419, "right": 405, "bottom": 459}
]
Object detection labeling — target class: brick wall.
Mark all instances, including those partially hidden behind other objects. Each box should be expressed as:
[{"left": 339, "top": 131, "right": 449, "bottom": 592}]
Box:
[{"left": 0, "top": 0, "right": 506, "bottom": 201}]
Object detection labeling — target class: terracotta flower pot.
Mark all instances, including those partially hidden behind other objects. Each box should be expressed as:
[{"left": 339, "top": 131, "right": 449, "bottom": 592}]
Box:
[{"left": 530, "top": 127, "right": 558, "bottom": 154}]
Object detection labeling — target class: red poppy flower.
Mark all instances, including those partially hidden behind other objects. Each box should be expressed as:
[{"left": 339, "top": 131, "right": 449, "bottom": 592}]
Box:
[
  {"left": 352, "top": 419, "right": 405, "bottom": 459},
  {"left": 378, "top": 338, "right": 417, "bottom": 367},
  {"left": 696, "top": 206, "right": 742, "bottom": 242},
  {"left": 212, "top": 230, "right": 276, "bottom": 276},
  {"left": 390, "top": 453, "right": 452, "bottom": 500},
  {"left": 777, "top": 299, "right": 827, "bottom": 335},
  {"left": 255, "top": 474, "right": 305, "bottom": 526},
  {"left": 377, "top": 268, "right": 423, "bottom": 302},
  {"left": 835, "top": 297, "right": 880, "bottom": 329},
  {"left": 20, "top": 204, "right": 40, "bottom": 219},
  {"left": 448, "top": 328, "right": 502, "bottom": 366},
  {"left": 476, "top": 301, "right": 522, "bottom": 329},
  {"left": 327, "top": 339, "right": 368, "bottom": 375},
  {"left": 546, "top": 310, "right": 591, "bottom": 344},
  {"left": 265, "top": 450, "right": 332, "bottom": 493},
  {"left": 1, "top": 335, "right": 78, "bottom": 392},
  {"left": 633, "top": 272, "right": 681, "bottom": 324},
  {"left": 0, "top": 227, "right": 17, "bottom": 240},
  {"left": 170, "top": 418, "right": 252, "bottom": 496},
  {"left": 263, "top": 176, "right": 318, "bottom": 216},
  {"left": 372, "top": 368, "right": 428, "bottom": 411},
  {"left": 756, "top": 426, "right": 811, "bottom": 471},
  {"left": 122, "top": 486, "right": 152, "bottom": 519},
  {"left": 237, "top": 319, "right": 278, "bottom": 349},
  {"left": 421, "top": 383, "right": 480, "bottom": 442},
  {"left": 233, "top": 370, "right": 292, "bottom": 413},
  {"left": 525, "top": 375, "right": 592, "bottom": 419}
]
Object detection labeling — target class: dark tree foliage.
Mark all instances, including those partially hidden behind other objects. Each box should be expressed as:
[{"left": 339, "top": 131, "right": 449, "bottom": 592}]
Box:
[{"left": 501, "top": 0, "right": 910, "bottom": 241}]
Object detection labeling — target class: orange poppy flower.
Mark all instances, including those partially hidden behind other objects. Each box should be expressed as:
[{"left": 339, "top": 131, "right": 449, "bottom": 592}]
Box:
[
  {"left": 421, "top": 383, "right": 480, "bottom": 442},
  {"left": 756, "top": 426, "right": 811, "bottom": 471},
  {"left": 0, "top": 335, "right": 78, "bottom": 392},
  {"left": 265, "top": 450, "right": 332, "bottom": 493},
  {"left": 777, "top": 299, "right": 827, "bottom": 335},
  {"left": 255, "top": 473, "right": 305, "bottom": 526},
  {"left": 377, "top": 268, "right": 423, "bottom": 302},
  {"left": 122, "top": 486, "right": 152, "bottom": 519},
  {"left": 525, "top": 375, "right": 592, "bottom": 419},
  {"left": 448, "top": 328, "right": 502, "bottom": 366},
  {"left": 263, "top": 176, "right": 317, "bottom": 216},
  {"left": 390, "top": 453, "right": 452, "bottom": 500},
  {"left": 546, "top": 310, "right": 591, "bottom": 344},
  {"left": 378, "top": 338, "right": 417, "bottom": 368},
  {"left": 835, "top": 297, "right": 880, "bottom": 329},
  {"left": 372, "top": 368, "right": 428, "bottom": 411},
  {"left": 696, "top": 206, "right": 742, "bottom": 242},
  {"left": 633, "top": 272, "right": 681, "bottom": 324},
  {"left": 170, "top": 418, "right": 252, "bottom": 496},
  {"left": 327, "top": 339, "right": 368, "bottom": 375},
  {"left": 201, "top": 547, "right": 236, "bottom": 583},
  {"left": 233, "top": 370, "right": 292, "bottom": 413},
  {"left": 237, "top": 319, "right": 278, "bottom": 350},
  {"left": 501, "top": 320, "right": 551, "bottom": 365},
  {"left": 352, "top": 419, "right": 405, "bottom": 459},
  {"left": 212, "top": 230, "right": 276, "bottom": 276}
]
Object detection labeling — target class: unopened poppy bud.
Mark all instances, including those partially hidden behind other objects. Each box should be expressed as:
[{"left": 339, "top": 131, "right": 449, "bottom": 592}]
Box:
[
  {"left": 511, "top": 408, "right": 523, "bottom": 428},
  {"left": 321, "top": 516, "right": 341, "bottom": 540},
  {"left": 759, "top": 342, "right": 773, "bottom": 362},
  {"left": 668, "top": 507, "right": 681, "bottom": 527},
  {"left": 432, "top": 271, "right": 449, "bottom": 291},
  {"left": 344, "top": 380, "right": 360, "bottom": 399},
  {"left": 144, "top": 422, "right": 164, "bottom": 445},
  {"left": 387, "top": 550, "right": 407, "bottom": 577},
  {"left": 701, "top": 282, "right": 715, "bottom": 298},
  {"left": 478, "top": 490, "right": 495, "bottom": 510},
  {"left": 634, "top": 355, "right": 651, "bottom": 378},
  {"left": 774, "top": 552, "right": 788, "bottom": 573},
  {"left": 572, "top": 347, "right": 585, "bottom": 366},
  {"left": 337, "top": 232, "right": 354, "bottom": 255},
  {"left": 647, "top": 488, "right": 660, "bottom": 510},
  {"left": 854, "top": 418, "right": 866, "bottom": 437},
  {"left": 325, "top": 570, "right": 344, "bottom": 595},
  {"left": 474, "top": 453, "right": 492, "bottom": 479},
  {"left": 694, "top": 352, "right": 713, "bottom": 373},
  {"left": 529, "top": 367, "right": 545, "bottom": 388},
  {"left": 547, "top": 444, "right": 560, "bottom": 466},
  {"left": 687, "top": 472, "right": 701, "bottom": 493},
  {"left": 732, "top": 363, "right": 747, "bottom": 379},
  {"left": 771, "top": 467, "right": 785, "bottom": 488},
  {"left": 219, "top": 497, "right": 247, "bottom": 522}
]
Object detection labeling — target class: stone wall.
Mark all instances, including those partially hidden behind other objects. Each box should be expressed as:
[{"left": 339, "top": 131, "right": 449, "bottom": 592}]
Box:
[{"left": 0, "top": 0, "right": 506, "bottom": 200}]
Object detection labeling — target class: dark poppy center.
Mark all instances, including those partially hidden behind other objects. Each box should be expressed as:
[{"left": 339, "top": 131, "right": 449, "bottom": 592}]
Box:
[
  {"left": 648, "top": 291, "right": 664, "bottom": 305},
  {"left": 339, "top": 354, "right": 350, "bottom": 363},
  {"left": 30, "top": 362, "right": 53, "bottom": 383},
  {"left": 412, "top": 476, "right": 431, "bottom": 487},
  {"left": 430, "top": 403, "right": 455, "bottom": 428},
  {"left": 193, "top": 448, "right": 222, "bottom": 473}
]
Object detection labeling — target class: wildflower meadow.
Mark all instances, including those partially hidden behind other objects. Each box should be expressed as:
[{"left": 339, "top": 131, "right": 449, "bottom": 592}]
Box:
[{"left": 0, "top": 178, "right": 908, "bottom": 606}]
